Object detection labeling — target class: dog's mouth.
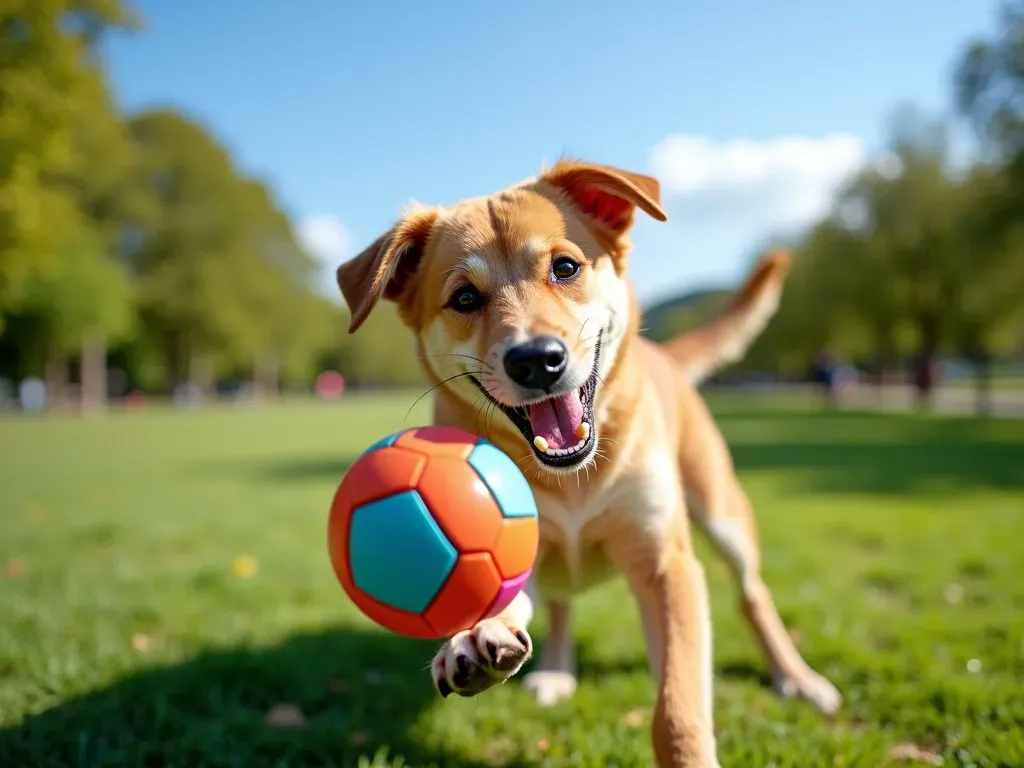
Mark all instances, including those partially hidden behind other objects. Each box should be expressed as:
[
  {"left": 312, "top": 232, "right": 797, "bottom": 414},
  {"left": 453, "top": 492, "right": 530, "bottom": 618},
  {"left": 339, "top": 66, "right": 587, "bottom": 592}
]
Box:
[{"left": 471, "top": 334, "right": 601, "bottom": 470}]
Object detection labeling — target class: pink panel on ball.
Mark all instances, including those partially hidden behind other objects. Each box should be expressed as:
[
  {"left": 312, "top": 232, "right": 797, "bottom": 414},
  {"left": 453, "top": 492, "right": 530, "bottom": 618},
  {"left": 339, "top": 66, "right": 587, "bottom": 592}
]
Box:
[{"left": 482, "top": 568, "right": 532, "bottom": 620}]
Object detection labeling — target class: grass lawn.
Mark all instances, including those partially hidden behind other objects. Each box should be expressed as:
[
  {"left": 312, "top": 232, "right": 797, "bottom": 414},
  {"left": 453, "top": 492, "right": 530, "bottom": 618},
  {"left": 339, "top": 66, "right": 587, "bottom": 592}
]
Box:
[{"left": 1, "top": 394, "right": 1022, "bottom": 767}]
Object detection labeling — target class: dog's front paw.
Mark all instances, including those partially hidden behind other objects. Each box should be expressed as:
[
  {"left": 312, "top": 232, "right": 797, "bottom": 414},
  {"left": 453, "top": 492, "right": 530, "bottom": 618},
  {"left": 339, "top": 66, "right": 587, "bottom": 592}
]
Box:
[{"left": 431, "top": 619, "right": 532, "bottom": 698}]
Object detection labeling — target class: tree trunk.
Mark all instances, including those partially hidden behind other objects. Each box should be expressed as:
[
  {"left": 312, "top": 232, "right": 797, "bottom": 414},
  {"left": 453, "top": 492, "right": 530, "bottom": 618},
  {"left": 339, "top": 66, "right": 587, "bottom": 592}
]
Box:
[
  {"left": 872, "top": 333, "right": 894, "bottom": 405},
  {"left": 44, "top": 353, "right": 67, "bottom": 411},
  {"left": 912, "top": 315, "right": 941, "bottom": 410},
  {"left": 189, "top": 354, "right": 215, "bottom": 397},
  {"left": 253, "top": 349, "right": 279, "bottom": 401},
  {"left": 80, "top": 335, "right": 107, "bottom": 413},
  {"left": 972, "top": 349, "right": 993, "bottom": 417}
]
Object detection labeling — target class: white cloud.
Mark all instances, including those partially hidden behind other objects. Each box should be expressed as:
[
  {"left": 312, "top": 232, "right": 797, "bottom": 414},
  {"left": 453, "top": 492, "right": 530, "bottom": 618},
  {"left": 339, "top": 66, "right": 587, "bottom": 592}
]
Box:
[
  {"left": 625, "top": 132, "right": 872, "bottom": 304},
  {"left": 297, "top": 214, "right": 352, "bottom": 301},
  {"left": 649, "top": 132, "right": 867, "bottom": 235},
  {"left": 298, "top": 214, "right": 352, "bottom": 265}
]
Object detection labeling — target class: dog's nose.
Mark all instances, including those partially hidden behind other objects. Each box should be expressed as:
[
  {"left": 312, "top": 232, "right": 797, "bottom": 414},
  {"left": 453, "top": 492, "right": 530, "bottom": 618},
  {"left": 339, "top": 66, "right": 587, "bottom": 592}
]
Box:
[{"left": 503, "top": 336, "right": 569, "bottom": 390}]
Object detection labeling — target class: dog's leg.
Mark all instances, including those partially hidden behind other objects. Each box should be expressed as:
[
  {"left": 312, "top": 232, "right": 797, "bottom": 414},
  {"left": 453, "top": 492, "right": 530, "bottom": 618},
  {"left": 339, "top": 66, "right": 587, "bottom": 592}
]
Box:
[
  {"left": 691, "top": 483, "right": 842, "bottom": 715},
  {"left": 612, "top": 523, "right": 720, "bottom": 768},
  {"left": 522, "top": 588, "right": 578, "bottom": 706},
  {"left": 429, "top": 589, "right": 534, "bottom": 698}
]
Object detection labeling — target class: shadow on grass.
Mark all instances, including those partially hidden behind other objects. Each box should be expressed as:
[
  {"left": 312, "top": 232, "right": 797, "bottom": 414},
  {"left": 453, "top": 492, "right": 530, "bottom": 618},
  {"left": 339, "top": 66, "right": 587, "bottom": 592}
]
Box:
[
  {"left": 718, "top": 411, "right": 1024, "bottom": 496},
  {"left": 0, "top": 628, "right": 525, "bottom": 768}
]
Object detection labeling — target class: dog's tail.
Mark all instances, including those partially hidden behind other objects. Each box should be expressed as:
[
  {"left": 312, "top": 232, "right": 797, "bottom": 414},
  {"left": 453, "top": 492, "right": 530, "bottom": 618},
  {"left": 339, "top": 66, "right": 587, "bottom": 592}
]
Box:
[{"left": 660, "top": 249, "right": 791, "bottom": 385}]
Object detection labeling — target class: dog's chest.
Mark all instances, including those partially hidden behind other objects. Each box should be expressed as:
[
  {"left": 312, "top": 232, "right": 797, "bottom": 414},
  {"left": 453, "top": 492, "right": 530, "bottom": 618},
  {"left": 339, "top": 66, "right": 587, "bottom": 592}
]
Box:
[
  {"left": 532, "top": 487, "right": 618, "bottom": 597},
  {"left": 530, "top": 449, "right": 680, "bottom": 597}
]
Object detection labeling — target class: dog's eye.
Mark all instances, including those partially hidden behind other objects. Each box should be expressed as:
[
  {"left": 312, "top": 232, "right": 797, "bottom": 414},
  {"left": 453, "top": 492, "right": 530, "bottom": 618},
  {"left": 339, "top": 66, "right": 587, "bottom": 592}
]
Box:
[
  {"left": 449, "top": 285, "right": 484, "bottom": 313},
  {"left": 552, "top": 256, "right": 580, "bottom": 281}
]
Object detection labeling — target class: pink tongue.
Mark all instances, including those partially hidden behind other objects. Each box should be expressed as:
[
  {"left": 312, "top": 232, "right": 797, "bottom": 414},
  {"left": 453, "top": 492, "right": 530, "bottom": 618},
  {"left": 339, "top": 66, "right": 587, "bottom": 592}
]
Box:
[{"left": 529, "top": 391, "right": 584, "bottom": 450}]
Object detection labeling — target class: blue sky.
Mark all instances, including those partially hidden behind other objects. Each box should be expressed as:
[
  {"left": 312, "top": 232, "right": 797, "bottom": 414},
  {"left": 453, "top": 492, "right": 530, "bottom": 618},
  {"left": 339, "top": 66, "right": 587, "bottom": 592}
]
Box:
[{"left": 102, "top": 0, "right": 1000, "bottom": 306}]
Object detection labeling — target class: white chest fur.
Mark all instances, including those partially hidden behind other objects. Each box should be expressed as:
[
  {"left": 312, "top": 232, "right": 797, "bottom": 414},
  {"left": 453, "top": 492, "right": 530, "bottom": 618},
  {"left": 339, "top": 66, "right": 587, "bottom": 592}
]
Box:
[{"left": 531, "top": 446, "right": 681, "bottom": 598}]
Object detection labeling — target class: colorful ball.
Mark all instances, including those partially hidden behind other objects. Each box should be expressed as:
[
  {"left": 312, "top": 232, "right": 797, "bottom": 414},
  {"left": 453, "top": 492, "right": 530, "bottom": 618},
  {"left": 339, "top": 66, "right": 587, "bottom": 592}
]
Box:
[{"left": 327, "top": 425, "right": 539, "bottom": 639}]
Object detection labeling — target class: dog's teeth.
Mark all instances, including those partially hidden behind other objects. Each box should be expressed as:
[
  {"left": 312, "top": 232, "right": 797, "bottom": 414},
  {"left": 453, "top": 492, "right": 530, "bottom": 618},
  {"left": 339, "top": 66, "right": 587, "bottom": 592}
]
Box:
[
  {"left": 576, "top": 422, "right": 590, "bottom": 440},
  {"left": 534, "top": 436, "right": 549, "bottom": 453}
]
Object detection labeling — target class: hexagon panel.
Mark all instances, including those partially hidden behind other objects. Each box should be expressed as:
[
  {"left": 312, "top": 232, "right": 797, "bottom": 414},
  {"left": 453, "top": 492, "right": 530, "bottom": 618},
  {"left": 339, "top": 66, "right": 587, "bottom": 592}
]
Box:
[
  {"left": 349, "top": 489, "right": 457, "bottom": 614},
  {"left": 467, "top": 441, "right": 538, "bottom": 519},
  {"left": 417, "top": 455, "right": 504, "bottom": 552}
]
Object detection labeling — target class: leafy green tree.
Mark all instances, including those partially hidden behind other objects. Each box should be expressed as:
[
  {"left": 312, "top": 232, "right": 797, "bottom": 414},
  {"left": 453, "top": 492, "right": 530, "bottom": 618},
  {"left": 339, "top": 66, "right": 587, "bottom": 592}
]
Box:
[
  {"left": 17, "top": 232, "right": 133, "bottom": 408},
  {"left": 0, "top": 0, "right": 136, "bottom": 324},
  {"left": 956, "top": 1, "right": 1023, "bottom": 167},
  {"left": 948, "top": 165, "right": 1024, "bottom": 413}
]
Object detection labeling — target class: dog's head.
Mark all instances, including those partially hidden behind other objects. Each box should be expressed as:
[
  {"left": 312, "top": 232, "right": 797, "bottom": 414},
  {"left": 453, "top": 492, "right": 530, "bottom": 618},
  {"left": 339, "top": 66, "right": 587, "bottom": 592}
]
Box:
[{"left": 337, "top": 160, "right": 667, "bottom": 473}]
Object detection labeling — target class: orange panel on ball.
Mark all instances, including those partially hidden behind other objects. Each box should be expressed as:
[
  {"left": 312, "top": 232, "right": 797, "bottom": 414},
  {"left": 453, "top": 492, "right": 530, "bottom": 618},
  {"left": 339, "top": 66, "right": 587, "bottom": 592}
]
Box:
[
  {"left": 393, "top": 425, "right": 478, "bottom": 459},
  {"left": 424, "top": 553, "right": 502, "bottom": 637},
  {"left": 327, "top": 493, "right": 436, "bottom": 639},
  {"left": 492, "top": 517, "right": 539, "bottom": 579},
  {"left": 416, "top": 456, "right": 503, "bottom": 551},
  {"left": 337, "top": 446, "right": 427, "bottom": 510}
]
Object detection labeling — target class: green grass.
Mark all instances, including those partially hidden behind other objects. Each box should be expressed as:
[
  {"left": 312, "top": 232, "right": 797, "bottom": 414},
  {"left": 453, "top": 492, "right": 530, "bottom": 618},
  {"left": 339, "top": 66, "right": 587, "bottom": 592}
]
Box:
[{"left": 1, "top": 394, "right": 1023, "bottom": 767}]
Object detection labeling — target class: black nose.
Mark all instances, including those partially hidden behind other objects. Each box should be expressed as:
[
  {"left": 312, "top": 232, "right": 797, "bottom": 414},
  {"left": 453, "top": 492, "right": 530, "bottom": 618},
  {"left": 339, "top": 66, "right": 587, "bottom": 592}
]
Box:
[{"left": 503, "top": 336, "right": 569, "bottom": 390}]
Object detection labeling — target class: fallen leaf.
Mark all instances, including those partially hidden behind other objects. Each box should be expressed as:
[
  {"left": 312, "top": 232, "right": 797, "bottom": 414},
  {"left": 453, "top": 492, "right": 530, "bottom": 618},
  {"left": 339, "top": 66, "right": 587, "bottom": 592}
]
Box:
[
  {"left": 889, "top": 743, "right": 943, "bottom": 765},
  {"left": 131, "top": 633, "right": 151, "bottom": 653},
  {"left": 5, "top": 559, "right": 24, "bottom": 579},
  {"left": 265, "top": 703, "right": 306, "bottom": 729},
  {"left": 232, "top": 555, "right": 258, "bottom": 579},
  {"left": 327, "top": 677, "right": 349, "bottom": 694},
  {"left": 349, "top": 731, "right": 368, "bottom": 747},
  {"left": 621, "top": 708, "right": 648, "bottom": 728}
]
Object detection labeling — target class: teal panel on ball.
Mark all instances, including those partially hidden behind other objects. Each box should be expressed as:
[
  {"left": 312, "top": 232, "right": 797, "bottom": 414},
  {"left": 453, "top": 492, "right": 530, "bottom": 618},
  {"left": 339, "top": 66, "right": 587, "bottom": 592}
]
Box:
[
  {"left": 362, "top": 430, "right": 401, "bottom": 456},
  {"left": 349, "top": 490, "right": 457, "bottom": 613},
  {"left": 468, "top": 441, "right": 538, "bottom": 519}
]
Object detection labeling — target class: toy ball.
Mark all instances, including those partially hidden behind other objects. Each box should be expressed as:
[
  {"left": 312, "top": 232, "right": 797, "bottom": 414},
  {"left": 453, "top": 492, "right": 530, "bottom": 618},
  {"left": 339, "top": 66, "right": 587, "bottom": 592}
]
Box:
[{"left": 327, "top": 425, "right": 539, "bottom": 639}]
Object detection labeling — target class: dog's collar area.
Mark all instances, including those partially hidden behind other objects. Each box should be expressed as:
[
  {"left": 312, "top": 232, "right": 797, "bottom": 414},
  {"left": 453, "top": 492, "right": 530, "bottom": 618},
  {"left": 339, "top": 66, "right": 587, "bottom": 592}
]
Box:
[{"left": 470, "top": 332, "right": 603, "bottom": 470}]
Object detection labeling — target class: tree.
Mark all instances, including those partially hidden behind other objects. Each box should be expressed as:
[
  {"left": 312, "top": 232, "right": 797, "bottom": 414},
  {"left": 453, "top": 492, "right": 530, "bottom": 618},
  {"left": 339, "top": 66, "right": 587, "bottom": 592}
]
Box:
[
  {"left": 954, "top": 5, "right": 1024, "bottom": 412},
  {"left": 956, "top": 0, "right": 1024, "bottom": 167},
  {"left": 18, "top": 232, "right": 134, "bottom": 409},
  {"left": 0, "top": 0, "right": 137, "bottom": 325},
  {"left": 948, "top": 165, "right": 1024, "bottom": 413},
  {"left": 127, "top": 111, "right": 339, "bottom": 394}
]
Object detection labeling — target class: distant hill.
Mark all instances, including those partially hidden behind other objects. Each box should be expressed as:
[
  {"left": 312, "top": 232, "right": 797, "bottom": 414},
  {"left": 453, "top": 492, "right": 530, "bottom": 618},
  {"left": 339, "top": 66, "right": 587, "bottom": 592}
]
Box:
[{"left": 641, "top": 287, "right": 732, "bottom": 343}]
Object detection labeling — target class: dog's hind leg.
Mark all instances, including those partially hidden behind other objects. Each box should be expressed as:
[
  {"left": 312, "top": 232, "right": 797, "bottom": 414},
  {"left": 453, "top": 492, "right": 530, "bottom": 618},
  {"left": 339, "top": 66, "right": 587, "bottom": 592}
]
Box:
[
  {"left": 522, "top": 590, "right": 578, "bottom": 706},
  {"left": 690, "top": 482, "right": 843, "bottom": 715}
]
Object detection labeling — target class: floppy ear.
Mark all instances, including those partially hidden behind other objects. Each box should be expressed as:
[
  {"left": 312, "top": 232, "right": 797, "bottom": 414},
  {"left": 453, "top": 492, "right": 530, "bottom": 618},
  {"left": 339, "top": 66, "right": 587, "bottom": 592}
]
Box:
[
  {"left": 336, "top": 208, "right": 438, "bottom": 333},
  {"left": 539, "top": 159, "right": 668, "bottom": 235}
]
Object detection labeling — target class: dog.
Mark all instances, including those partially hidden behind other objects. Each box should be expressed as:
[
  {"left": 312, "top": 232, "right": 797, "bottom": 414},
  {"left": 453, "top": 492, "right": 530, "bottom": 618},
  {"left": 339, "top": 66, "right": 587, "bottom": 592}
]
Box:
[{"left": 336, "top": 159, "right": 842, "bottom": 767}]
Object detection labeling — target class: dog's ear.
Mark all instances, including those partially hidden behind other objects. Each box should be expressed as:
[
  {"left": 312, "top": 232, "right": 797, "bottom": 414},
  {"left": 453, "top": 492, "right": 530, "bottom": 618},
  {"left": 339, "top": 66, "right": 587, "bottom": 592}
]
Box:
[
  {"left": 539, "top": 159, "right": 668, "bottom": 235},
  {"left": 336, "top": 207, "right": 439, "bottom": 333}
]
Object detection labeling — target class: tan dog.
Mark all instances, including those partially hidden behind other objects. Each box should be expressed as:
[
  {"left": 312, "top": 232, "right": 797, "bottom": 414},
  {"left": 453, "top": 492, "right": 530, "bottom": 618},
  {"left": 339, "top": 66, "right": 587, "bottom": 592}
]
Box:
[{"left": 337, "top": 160, "right": 842, "bottom": 767}]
